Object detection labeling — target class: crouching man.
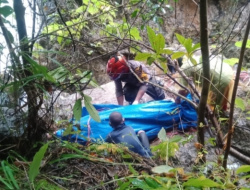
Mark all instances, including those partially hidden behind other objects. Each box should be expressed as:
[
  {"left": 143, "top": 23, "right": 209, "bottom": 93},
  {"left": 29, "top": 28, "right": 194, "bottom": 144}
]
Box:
[{"left": 106, "top": 112, "right": 152, "bottom": 158}]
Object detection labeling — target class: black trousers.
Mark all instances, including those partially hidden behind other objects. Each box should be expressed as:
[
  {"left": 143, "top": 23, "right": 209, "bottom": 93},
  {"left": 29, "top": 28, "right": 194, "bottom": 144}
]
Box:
[{"left": 123, "top": 78, "right": 165, "bottom": 104}]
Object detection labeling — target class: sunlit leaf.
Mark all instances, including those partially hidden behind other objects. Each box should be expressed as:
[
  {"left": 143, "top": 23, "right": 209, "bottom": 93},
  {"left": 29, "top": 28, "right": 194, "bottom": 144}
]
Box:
[
  {"left": 154, "top": 34, "right": 165, "bottom": 54},
  {"left": 152, "top": 165, "right": 174, "bottom": 174},
  {"left": 29, "top": 143, "right": 49, "bottom": 182},
  {"left": 130, "top": 27, "right": 142, "bottom": 41},
  {"left": 135, "top": 52, "right": 152, "bottom": 61},
  {"left": 160, "top": 61, "right": 167, "bottom": 73},
  {"left": 161, "top": 48, "right": 173, "bottom": 55},
  {"left": 235, "top": 40, "right": 250, "bottom": 49},
  {"left": 183, "top": 38, "right": 192, "bottom": 54},
  {"left": 175, "top": 33, "right": 186, "bottom": 45},
  {"left": 147, "top": 26, "right": 156, "bottom": 50},
  {"left": 235, "top": 97, "right": 245, "bottom": 111},
  {"left": 183, "top": 176, "right": 221, "bottom": 187},
  {"left": 192, "top": 43, "right": 201, "bottom": 51},
  {"left": 236, "top": 165, "right": 250, "bottom": 174},
  {"left": 190, "top": 56, "right": 197, "bottom": 65},
  {"left": 171, "top": 52, "right": 185, "bottom": 60},
  {"left": 224, "top": 58, "right": 239, "bottom": 66}
]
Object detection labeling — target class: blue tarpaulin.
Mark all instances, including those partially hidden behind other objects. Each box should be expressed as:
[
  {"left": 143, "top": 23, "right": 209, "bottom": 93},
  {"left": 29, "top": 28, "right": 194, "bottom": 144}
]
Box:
[{"left": 56, "top": 94, "right": 197, "bottom": 144}]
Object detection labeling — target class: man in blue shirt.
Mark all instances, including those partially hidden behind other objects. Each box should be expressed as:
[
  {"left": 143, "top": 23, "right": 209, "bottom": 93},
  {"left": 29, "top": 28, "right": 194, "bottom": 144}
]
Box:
[{"left": 106, "top": 112, "right": 152, "bottom": 158}]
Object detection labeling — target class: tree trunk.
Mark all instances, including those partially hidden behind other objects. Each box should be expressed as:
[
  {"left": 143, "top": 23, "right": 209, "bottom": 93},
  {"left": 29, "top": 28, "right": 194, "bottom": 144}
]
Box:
[
  {"left": 197, "top": 0, "right": 210, "bottom": 162},
  {"left": 13, "top": 0, "right": 44, "bottom": 144}
]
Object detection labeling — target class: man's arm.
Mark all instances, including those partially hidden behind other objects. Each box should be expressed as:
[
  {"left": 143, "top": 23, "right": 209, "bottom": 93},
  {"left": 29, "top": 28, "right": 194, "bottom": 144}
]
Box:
[
  {"left": 114, "top": 79, "right": 124, "bottom": 105},
  {"left": 133, "top": 89, "right": 145, "bottom": 104},
  {"left": 116, "top": 95, "right": 124, "bottom": 105}
]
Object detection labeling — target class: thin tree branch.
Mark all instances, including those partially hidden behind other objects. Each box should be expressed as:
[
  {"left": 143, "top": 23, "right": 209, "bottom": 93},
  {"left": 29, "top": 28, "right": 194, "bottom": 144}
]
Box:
[{"left": 223, "top": 12, "right": 250, "bottom": 169}]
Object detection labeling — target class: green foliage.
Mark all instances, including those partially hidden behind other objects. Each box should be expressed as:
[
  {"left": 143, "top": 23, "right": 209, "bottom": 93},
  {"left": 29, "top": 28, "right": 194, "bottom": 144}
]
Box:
[
  {"left": 43, "top": 0, "right": 115, "bottom": 45},
  {"left": 224, "top": 58, "right": 239, "bottom": 66},
  {"left": 151, "top": 165, "right": 174, "bottom": 174},
  {"left": 29, "top": 143, "right": 49, "bottom": 183},
  {"left": 183, "top": 176, "right": 221, "bottom": 188},
  {"left": 0, "top": 161, "right": 19, "bottom": 189},
  {"left": 151, "top": 128, "right": 179, "bottom": 161},
  {"left": 0, "top": 5, "right": 13, "bottom": 17},
  {"left": 73, "top": 99, "right": 82, "bottom": 121},
  {"left": 235, "top": 39, "right": 250, "bottom": 49},
  {"left": 235, "top": 97, "right": 245, "bottom": 111},
  {"left": 83, "top": 94, "right": 101, "bottom": 122},
  {"left": 135, "top": 26, "right": 173, "bottom": 71},
  {"left": 174, "top": 33, "right": 200, "bottom": 65}
]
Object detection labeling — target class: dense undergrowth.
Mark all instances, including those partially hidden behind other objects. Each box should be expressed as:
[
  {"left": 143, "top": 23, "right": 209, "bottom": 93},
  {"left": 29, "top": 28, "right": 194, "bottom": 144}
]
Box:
[{"left": 1, "top": 132, "right": 250, "bottom": 190}]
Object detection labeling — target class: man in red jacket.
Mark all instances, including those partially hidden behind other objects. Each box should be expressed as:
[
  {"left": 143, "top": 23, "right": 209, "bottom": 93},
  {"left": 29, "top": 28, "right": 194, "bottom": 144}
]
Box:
[{"left": 106, "top": 54, "right": 165, "bottom": 105}]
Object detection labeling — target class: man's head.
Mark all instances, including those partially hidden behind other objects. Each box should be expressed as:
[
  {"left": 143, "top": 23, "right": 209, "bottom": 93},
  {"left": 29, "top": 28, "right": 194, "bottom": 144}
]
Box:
[
  {"left": 109, "top": 112, "right": 124, "bottom": 128},
  {"left": 106, "top": 55, "right": 129, "bottom": 80}
]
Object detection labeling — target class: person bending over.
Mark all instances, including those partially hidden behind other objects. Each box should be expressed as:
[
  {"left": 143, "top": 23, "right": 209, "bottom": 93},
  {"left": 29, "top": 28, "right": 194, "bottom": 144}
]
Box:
[
  {"left": 106, "top": 53, "right": 165, "bottom": 105},
  {"left": 105, "top": 111, "right": 152, "bottom": 157}
]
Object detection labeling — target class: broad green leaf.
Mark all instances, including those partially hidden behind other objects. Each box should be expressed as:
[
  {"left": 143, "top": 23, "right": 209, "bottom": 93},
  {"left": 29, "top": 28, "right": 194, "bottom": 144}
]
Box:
[
  {"left": 192, "top": 42, "right": 201, "bottom": 51},
  {"left": 160, "top": 61, "right": 167, "bottom": 73},
  {"left": 175, "top": 33, "right": 186, "bottom": 45},
  {"left": 154, "top": 34, "right": 165, "bottom": 54},
  {"left": 235, "top": 97, "right": 245, "bottom": 111},
  {"left": 73, "top": 99, "right": 82, "bottom": 121},
  {"left": 29, "top": 143, "right": 49, "bottom": 182},
  {"left": 183, "top": 38, "right": 193, "bottom": 53},
  {"left": 161, "top": 48, "right": 173, "bottom": 55},
  {"left": 152, "top": 165, "right": 174, "bottom": 174},
  {"left": 235, "top": 39, "right": 250, "bottom": 49},
  {"left": 131, "top": 9, "right": 138, "bottom": 18},
  {"left": 130, "top": 27, "right": 142, "bottom": 41},
  {"left": 145, "top": 177, "right": 161, "bottom": 188},
  {"left": 147, "top": 57, "right": 155, "bottom": 65},
  {"left": 25, "top": 55, "right": 55, "bottom": 83},
  {"left": 147, "top": 26, "right": 156, "bottom": 50},
  {"left": 0, "top": 5, "right": 13, "bottom": 17},
  {"left": 171, "top": 52, "right": 185, "bottom": 60},
  {"left": 190, "top": 56, "right": 197, "bottom": 65},
  {"left": 247, "top": 117, "right": 250, "bottom": 120},
  {"left": 131, "top": 178, "right": 151, "bottom": 189},
  {"left": 119, "top": 181, "right": 131, "bottom": 190},
  {"left": 236, "top": 165, "right": 250, "bottom": 174},
  {"left": 183, "top": 176, "right": 221, "bottom": 187},
  {"left": 158, "top": 127, "right": 167, "bottom": 141},
  {"left": 135, "top": 52, "right": 152, "bottom": 61},
  {"left": 224, "top": 58, "right": 239, "bottom": 66},
  {"left": 57, "top": 36, "right": 63, "bottom": 45},
  {"left": 88, "top": 6, "right": 98, "bottom": 15},
  {"left": 84, "top": 94, "right": 100, "bottom": 122}
]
